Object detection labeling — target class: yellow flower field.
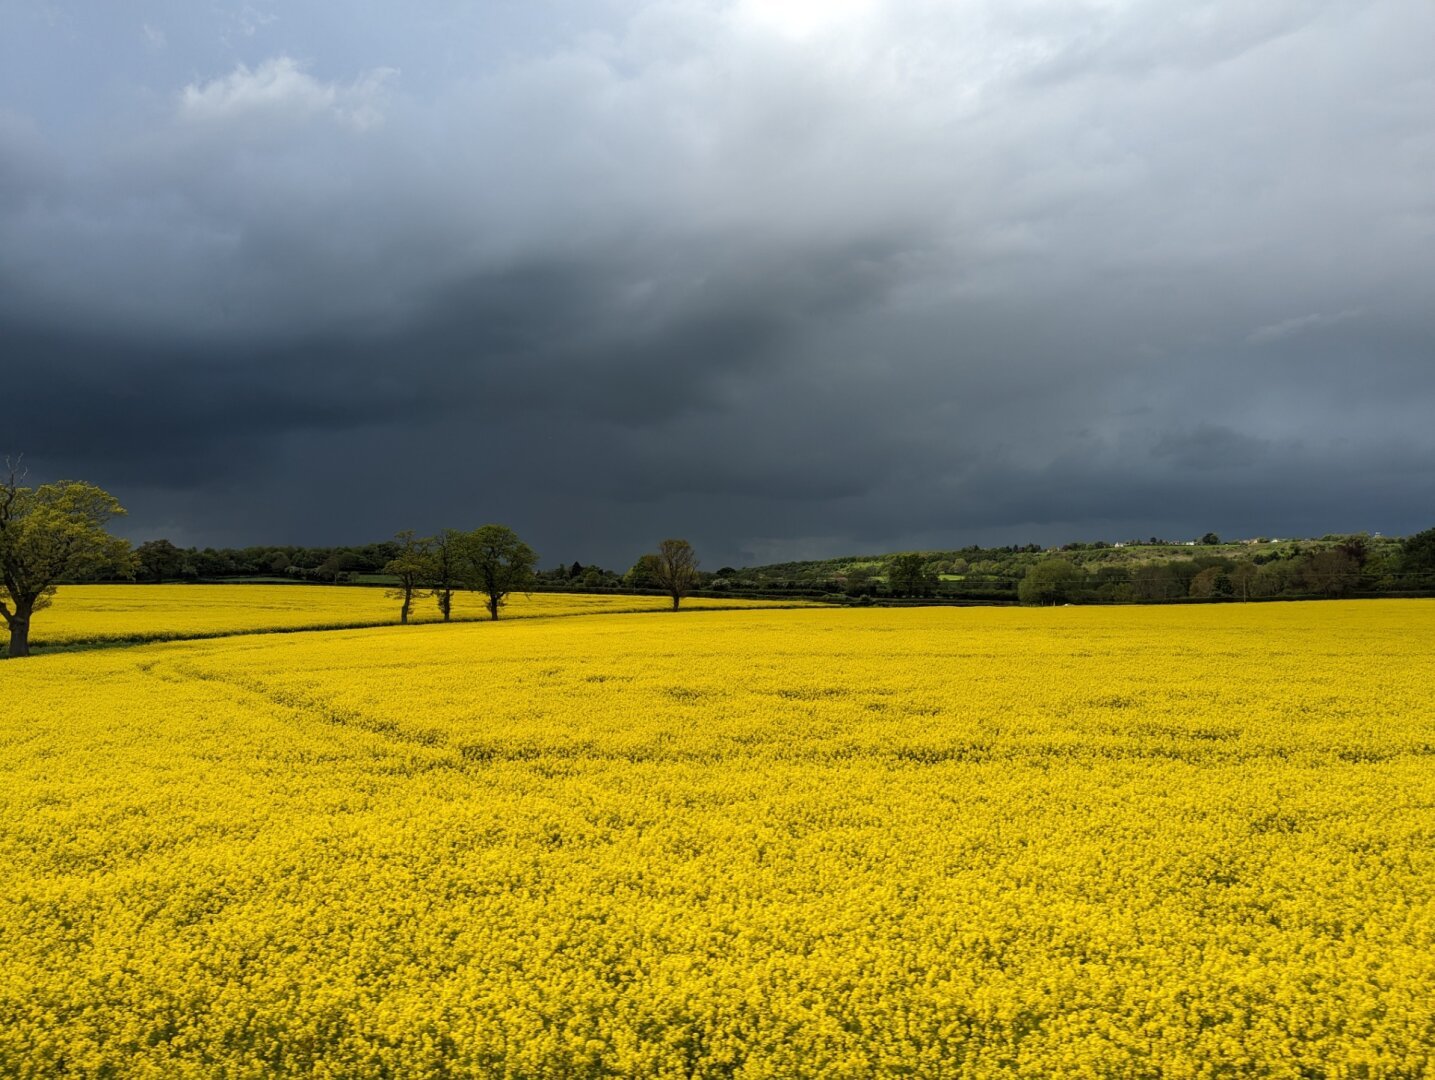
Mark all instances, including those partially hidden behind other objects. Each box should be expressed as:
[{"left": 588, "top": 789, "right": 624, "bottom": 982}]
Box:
[
  {"left": 5, "top": 584, "right": 800, "bottom": 650},
  {"left": 2, "top": 601, "right": 1434, "bottom": 1077}
]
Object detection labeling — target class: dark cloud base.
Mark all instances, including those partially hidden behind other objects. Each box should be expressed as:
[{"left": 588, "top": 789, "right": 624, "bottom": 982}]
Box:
[{"left": 3, "top": 2, "right": 1433, "bottom": 565}]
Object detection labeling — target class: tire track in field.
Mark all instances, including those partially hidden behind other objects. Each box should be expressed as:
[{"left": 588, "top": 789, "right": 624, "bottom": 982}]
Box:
[{"left": 136, "top": 655, "right": 464, "bottom": 760}]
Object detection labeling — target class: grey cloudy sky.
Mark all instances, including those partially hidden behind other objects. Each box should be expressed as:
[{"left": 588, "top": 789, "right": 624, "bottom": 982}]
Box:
[{"left": 3, "top": 0, "right": 1433, "bottom": 567}]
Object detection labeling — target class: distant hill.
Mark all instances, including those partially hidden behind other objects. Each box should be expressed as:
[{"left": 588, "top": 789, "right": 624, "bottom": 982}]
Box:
[{"left": 704, "top": 532, "right": 1429, "bottom": 603}]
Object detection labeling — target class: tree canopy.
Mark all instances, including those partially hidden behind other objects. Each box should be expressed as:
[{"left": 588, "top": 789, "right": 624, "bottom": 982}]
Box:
[
  {"left": 383, "top": 530, "right": 431, "bottom": 625},
  {"left": 427, "top": 529, "right": 464, "bottom": 621},
  {"left": 460, "top": 525, "right": 537, "bottom": 620},
  {"left": 1017, "top": 558, "right": 1082, "bottom": 606},
  {"left": 1, "top": 467, "right": 132, "bottom": 657},
  {"left": 886, "top": 552, "right": 934, "bottom": 597},
  {"left": 646, "top": 539, "right": 700, "bottom": 610},
  {"left": 1403, "top": 527, "right": 1435, "bottom": 584},
  {"left": 135, "top": 539, "right": 185, "bottom": 583}
]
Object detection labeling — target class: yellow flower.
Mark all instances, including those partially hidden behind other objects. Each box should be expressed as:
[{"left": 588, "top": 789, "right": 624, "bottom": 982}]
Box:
[{"left": 1, "top": 598, "right": 1432, "bottom": 1076}]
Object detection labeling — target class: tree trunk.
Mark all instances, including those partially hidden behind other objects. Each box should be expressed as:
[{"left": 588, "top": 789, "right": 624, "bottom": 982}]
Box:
[
  {"left": 400, "top": 589, "right": 411, "bottom": 625},
  {"left": 6, "top": 609, "right": 31, "bottom": 658},
  {"left": 440, "top": 591, "right": 452, "bottom": 621},
  {"left": 671, "top": 594, "right": 680, "bottom": 610},
  {"left": 488, "top": 595, "right": 500, "bottom": 620}
]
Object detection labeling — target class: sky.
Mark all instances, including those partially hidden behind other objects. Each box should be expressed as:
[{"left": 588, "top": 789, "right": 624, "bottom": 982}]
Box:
[{"left": 3, "top": 0, "right": 1433, "bottom": 568}]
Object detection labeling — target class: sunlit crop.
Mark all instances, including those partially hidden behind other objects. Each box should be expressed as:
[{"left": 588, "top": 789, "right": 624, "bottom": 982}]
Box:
[
  {"left": 5, "top": 583, "right": 799, "bottom": 650},
  {"left": 3, "top": 600, "right": 1434, "bottom": 1077}
]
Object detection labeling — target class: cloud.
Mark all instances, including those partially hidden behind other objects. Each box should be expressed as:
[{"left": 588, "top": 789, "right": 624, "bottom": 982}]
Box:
[
  {"left": 180, "top": 57, "right": 396, "bottom": 131},
  {"left": 1, "top": 1, "right": 1433, "bottom": 563},
  {"left": 223, "top": 3, "right": 279, "bottom": 43},
  {"left": 0, "top": 108, "right": 55, "bottom": 202},
  {"left": 1152, "top": 425, "right": 1272, "bottom": 470},
  {"left": 1246, "top": 308, "right": 1364, "bottom": 345}
]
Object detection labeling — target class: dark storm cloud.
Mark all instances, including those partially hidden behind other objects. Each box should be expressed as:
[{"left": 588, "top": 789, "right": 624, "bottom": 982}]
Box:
[
  {"left": 1152, "top": 426, "right": 1272, "bottom": 472},
  {"left": 3, "top": 1, "right": 1433, "bottom": 565}
]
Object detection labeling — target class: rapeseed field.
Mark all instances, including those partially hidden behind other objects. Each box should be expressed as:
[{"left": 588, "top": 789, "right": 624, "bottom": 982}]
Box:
[
  {"left": 5, "top": 584, "right": 800, "bottom": 650},
  {"left": 2, "top": 601, "right": 1433, "bottom": 1077}
]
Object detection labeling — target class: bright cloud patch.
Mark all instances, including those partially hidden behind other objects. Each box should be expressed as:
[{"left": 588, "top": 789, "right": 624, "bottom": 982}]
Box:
[
  {"left": 180, "top": 57, "right": 395, "bottom": 131},
  {"left": 1246, "top": 308, "right": 1364, "bottom": 345},
  {"left": 736, "top": 0, "right": 876, "bottom": 39}
]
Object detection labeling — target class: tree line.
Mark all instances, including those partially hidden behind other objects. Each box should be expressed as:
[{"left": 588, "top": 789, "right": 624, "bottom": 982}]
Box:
[
  {"left": 128, "top": 538, "right": 405, "bottom": 584},
  {"left": 119, "top": 526, "right": 1435, "bottom": 608},
  {"left": 5, "top": 462, "right": 1435, "bottom": 657},
  {"left": 381, "top": 526, "right": 537, "bottom": 624},
  {"left": 380, "top": 532, "right": 702, "bottom": 624},
  {"left": 0, "top": 462, "right": 707, "bottom": 657},
  {"left": 696, "top": 533, "right": 1435, "bottom": 605},
  {"left": 1013, "top": 539, "right": 1385, "bottom": 606}
]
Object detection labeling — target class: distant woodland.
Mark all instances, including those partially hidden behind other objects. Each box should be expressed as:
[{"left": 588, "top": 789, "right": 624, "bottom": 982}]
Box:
[{"left": 122, "top": 529, "right": 1435, "bottom": 605}]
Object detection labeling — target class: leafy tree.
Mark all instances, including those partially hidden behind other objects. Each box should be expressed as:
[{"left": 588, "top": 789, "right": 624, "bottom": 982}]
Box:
[
  {"left": 1227, "top": 561, "right": 1259, "bottom": 601},
  {"left": 317, "top": 551, "right": 364, "bottom": 582},
  {"left": 1297, "top": 548, "right": 1360, "bottom": 597},
  {"left": 1018, "top": 558, "right": 1082, "bottom": 605},
  {"left": 427, "top": 529, "right": 463, "bottom": 621},
  {"left": 1, "top": 465, "right": 132, "bottom": 658},
  {"left": 135, "top": 538, "right": 184, "bottom": 583},
  {"left": 1131, "top": 563, "right": 1183, "bottom": 601},
  {"left": 1402, "top": 526, "right": 1435, "bottom": 585},
  {"left": 1200, "top": 532, "right": 1221, "bottom": 545},
  {"left": 625, "top": 555, "right": 659, "bottom": 589},
  {"left": 460, "top": 525, "right": 537, "bottom": 620},
  {"left": 886, "top": 552, "right": 932, "bottom": 597},
  {"left": 1338, "top": 534, "right": 1370, "bottom": 567},
  {"left": 384, "top": 530, "right": 431, "bottom": 625},
  {"left": 1188, "top": 566, "right": 1232, "bottom": 599},
  {"left": 1089, "top": 564, "right": 1132, "bottom": 601},
  {"left": 844, "top": 565, "right": 876, "bottom": 597},
  {"left": 1253, "top": 562, "right": 1291, "bottom": 597},
  {"left": 647, "top": 538, "right": 701, "bottom": 610}
]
